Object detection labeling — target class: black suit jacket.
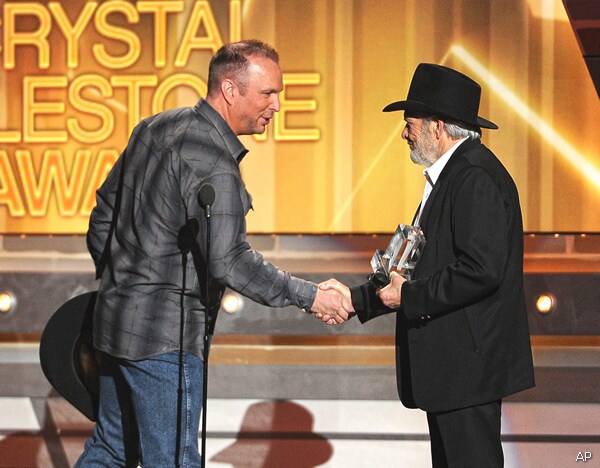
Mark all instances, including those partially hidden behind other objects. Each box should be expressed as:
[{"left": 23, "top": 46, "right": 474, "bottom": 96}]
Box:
[{"left": 352, "top": 138, "right": 535, "bottom": 412}]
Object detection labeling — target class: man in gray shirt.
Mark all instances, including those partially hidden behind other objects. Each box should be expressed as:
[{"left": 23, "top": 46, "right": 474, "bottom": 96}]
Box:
[{"left": 79, "top": 40, "right": 351, "bottom": 467}]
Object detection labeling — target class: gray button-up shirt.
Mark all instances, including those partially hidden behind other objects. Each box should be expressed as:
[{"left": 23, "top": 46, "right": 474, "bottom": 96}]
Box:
[{"left": 87, "top": 99, "right": 317, "bottom": 360}]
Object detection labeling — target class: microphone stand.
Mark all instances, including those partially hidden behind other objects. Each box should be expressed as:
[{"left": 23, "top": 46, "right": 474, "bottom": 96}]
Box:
[
  {"left": 201, "top": 207, "right": 210, "bottom": 468},
  {"left": 176, "top": 249, "right": 187, "bottom": 467},
  {"left": 198, "top": 184, "right": 215, "bottom": 468}
]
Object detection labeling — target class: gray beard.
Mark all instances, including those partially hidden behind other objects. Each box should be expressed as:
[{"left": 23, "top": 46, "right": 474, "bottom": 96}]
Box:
[
  {"left": 410, "top": 148, "right": 434, "bottom": 168},
  {"left": 409, "top": 129, "right": 438, "bottom": 167}
]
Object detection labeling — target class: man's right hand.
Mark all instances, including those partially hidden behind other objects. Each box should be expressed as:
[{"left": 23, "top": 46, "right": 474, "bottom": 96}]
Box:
[
  {"left": 310, "top": 284, "right": 354, "bottom": 324},
  {"left": 311, "top": 278, "right": 354, "bottom": 325}
]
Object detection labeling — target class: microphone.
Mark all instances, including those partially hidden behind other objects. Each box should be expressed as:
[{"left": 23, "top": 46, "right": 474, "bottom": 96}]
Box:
[{"left": 197, "top": 183, "right": 215, "bottom": 217}]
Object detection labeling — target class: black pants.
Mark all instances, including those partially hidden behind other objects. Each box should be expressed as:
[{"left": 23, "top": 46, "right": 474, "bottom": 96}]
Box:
[{"left": 427, "top": 400, "right": 503, "bottom": 468}]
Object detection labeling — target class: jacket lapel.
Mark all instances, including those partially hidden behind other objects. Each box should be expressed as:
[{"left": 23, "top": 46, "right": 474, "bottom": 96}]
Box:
[{"left": 412, "top": 202, "right": 421, "bottom": 225}]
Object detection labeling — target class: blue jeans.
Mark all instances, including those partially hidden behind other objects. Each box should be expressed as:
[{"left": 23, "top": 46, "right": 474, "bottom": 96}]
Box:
[{"left": 75, "top": 351, "right": 203, "bottom": 467}]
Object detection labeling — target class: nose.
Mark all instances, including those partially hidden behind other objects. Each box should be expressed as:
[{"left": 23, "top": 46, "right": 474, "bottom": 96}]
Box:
[
  {"left": 401, "top": 125, "right": 409, "bottom": 140},
  {"left": 271, "top": 93, "right": 281, "bottom": 112}
]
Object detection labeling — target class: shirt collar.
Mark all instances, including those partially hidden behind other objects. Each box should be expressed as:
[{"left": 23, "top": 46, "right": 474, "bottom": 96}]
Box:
[
  {"left": 194, "top": 99, "right": 249, "bottom": 163},
  {"left": 423, "top": 137, "right": 467, "bottom": 185}
]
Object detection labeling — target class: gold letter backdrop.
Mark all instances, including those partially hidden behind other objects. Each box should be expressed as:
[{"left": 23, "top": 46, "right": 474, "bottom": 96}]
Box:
[{"left": 1, "top": 0, "right": 598, "bottom": 233}]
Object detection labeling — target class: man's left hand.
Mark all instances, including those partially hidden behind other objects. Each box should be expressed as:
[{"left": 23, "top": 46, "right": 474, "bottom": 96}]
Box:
[{"left": 376, "top": 271, "right": 406, "bottom": 309}]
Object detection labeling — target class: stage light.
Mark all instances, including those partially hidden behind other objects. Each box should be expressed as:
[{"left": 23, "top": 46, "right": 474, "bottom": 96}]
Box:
[
  {"left": 536, "top": 294, "right": 555, "bottom": 314},
  {"left": 450, "top": 44, "right": 600, "bottom": 192},
  {"left": 0, "top": 292, "right": 16, "bottom": 315},
  {"left": 222, "top": 293, "right": 244, "bottom": 314}
]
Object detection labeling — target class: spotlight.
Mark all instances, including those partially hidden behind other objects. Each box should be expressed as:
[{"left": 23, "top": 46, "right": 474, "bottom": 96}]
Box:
[
  {"left": 0, "top": 292, "right": 16, "bottom": 315},
  {"left": 222, "top": 293, "right": 244, "bottom": 314},
  {"left": 535, "top": 294, "right": 555, "bottom": 314}
]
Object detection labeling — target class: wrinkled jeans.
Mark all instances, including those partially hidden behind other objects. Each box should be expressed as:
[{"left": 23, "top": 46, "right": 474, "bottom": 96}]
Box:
[{"left": 75, "top": 351, "right": 203, "bottom": 467}]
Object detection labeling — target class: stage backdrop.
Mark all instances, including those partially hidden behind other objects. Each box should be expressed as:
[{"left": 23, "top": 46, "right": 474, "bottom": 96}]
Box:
[{"left": 1, "top": 0, "right": 599, "bottom": 234}]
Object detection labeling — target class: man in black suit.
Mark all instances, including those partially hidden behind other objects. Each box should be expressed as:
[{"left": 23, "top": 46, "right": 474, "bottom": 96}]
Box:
[{"left": 319, "top": 63, "right": 535, "bottom": 467}]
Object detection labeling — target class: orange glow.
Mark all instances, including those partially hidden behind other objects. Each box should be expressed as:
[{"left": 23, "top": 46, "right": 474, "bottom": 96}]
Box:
[{"left": 1, "top": 0, "right": 599, "bottom": 234}]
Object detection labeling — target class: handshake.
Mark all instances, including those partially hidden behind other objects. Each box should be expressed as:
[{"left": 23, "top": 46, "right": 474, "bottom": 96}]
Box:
[{"left": 310, "top": 273, "right": 407, "bottom": 325}]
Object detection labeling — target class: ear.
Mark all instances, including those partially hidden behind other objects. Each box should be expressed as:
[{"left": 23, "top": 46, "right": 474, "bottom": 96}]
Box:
[
  {"left": 220, "top": 79, "right": 237, "bottom": 105},
  {"left": 433, "top": 119, "right": 445, "bottom": 139}
]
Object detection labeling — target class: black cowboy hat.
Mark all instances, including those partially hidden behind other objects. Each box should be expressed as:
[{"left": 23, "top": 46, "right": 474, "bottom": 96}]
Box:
[
  {"left": 39, "top": 291, "right": 100, "bottom": 421},
  {"left": 383, "top": 63, "right": 498, "bottom": 130}
]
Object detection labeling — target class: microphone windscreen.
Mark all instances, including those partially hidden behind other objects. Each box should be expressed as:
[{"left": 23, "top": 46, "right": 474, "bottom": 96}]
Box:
[{"left": 198, "top": 183, "right": 216, "bottom": 208}]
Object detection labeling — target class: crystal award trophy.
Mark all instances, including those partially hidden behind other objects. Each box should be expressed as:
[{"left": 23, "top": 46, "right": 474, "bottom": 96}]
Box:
[{"left": 368, "top": 224, "right": 426, "bottom": 287}]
